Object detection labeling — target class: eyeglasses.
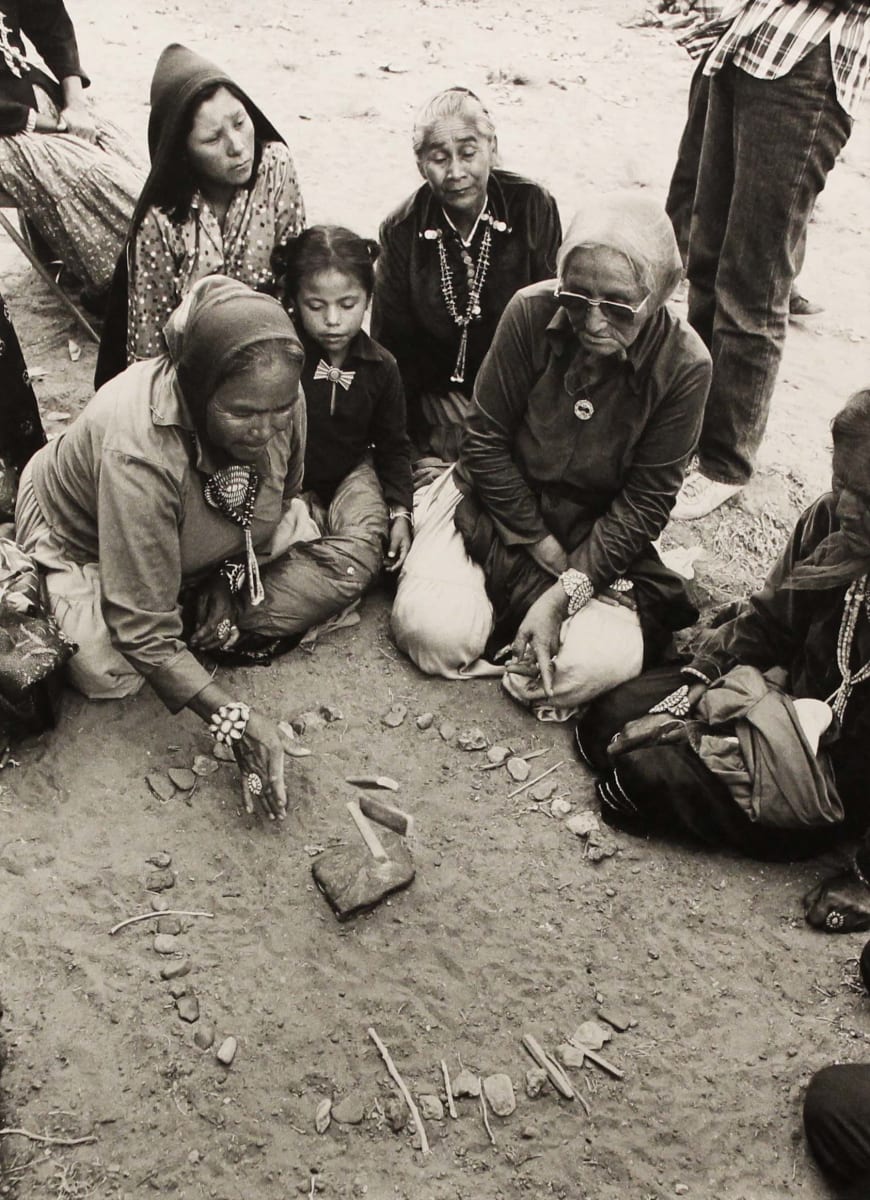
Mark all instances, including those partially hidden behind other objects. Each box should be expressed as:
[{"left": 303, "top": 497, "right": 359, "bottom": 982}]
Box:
[{"left": 554, "top": 285, "right": 648, "bottom": 327}]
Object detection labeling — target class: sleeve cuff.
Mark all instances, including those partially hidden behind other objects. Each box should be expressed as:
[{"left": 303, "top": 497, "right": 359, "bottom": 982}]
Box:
[
  {"left": 24, "top": 108, "right": 37, "bottom": 134},
  {"left": 143, "top": 648, "right": 215, "bottom": 713},
  {"left": 684, "top": 656, "right": 724, "bottom": 684}
]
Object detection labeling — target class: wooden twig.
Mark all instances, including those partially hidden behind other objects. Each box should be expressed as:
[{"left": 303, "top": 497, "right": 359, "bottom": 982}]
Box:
[
  {"left": 347, "top": 802, "right": 389, "bottom": 861},
  {"left": 108, "top": 910, "right": 214, "bottom": 936},
  {"left": 576, "top": 1091, "right": 592, "bottom": 1117},
  {"left": 582, "top": 1046, "right": 624, "bottom": 1080},
  {"left": 479, "top": 1080, "right": 496, "bottom": 1146},
  {"left": 508, "top": 762, "right": 564, "bottom": 800},
  {"left": 441, "top": 1059, "right": 458, "bottom": 1119},
  {"left": 482, "top": 747, "right": 550, "bottom": 772},
  {"left": 522, "top": 1034, "right": 575, "bottom": 1099},
  {"left": 0, "top": 1127, "right": 97, "bottom": 1147},
  {"left": 367, "top": 1027, "right": 430, "bottom": 1155}
]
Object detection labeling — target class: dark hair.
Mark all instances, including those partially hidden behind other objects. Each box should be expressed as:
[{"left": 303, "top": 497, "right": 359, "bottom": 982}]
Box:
[
  {"left": 273, "top": 226, "right": 380, "bottom": 305},
  {"left": 156, "top": 83, "right": 261, "bottom": 224},
  {"left": 832, "top": 388, "right": 870, "bottom": 449}
]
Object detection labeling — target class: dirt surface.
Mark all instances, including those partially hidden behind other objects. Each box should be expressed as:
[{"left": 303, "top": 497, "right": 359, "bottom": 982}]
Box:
[{"left": 1, "top": 2, "right": 870, "bottom": 1198}]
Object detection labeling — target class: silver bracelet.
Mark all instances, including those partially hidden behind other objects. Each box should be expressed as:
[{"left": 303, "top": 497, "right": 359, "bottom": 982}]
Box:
[
  {"left": 559, "top": 568, "right": 594, "bottom": 616},
  {"left": 220, "top": 562, "right": 247, "bottom": 595},
  {"left": 208, "top": 702, "right": 250, "bottom": 745},
  {"left": 682, "top": 666, "right": 713, "bottom": 686}
]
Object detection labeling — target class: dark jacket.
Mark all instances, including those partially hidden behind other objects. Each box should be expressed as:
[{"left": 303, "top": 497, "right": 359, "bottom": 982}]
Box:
[
  {"left": 0, "top": 0, "right": 88, "bottom": 135},
  {"left": 371, "top": 169, "right": 561, "bottom": 444},
  {"left": 94, "top": 43, "right": 285, "bottom": 388}
]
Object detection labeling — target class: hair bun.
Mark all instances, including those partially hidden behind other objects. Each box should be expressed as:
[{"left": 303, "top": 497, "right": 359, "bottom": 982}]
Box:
[{"left": 365, "top": 238, "right": 381, "bottom": 265}]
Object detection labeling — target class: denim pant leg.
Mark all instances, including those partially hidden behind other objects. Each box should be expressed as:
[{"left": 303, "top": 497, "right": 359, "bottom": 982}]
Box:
[
  {"left": 687, "top": 41, "right": 852, "bottom": 485},
  {"left": 665, "top": 59, "right": 710, "bottom": 267}
]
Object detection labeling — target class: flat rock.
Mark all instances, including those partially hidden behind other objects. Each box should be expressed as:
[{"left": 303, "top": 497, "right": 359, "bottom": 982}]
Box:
[
  {"left": 168, "top": 980, "right": 189, "bottom": 1000},
  {"left": 157, "top": 916, "right": 182, "bottom": 936},
  {"left": 598, "top": 1005, "right": 632, "bottom": 1033},
  {"left": 520, "top": 1124, "right": 536, "bottom": 1140},
  {"left": 153, "top": 933, "right": 179, "bottom": 955},
  {"left": 193, "top": 754, "right": 220, "bottom": 777},
  {"left": 530, "top": 779, "right": 558, "bottom": 802},
  {"left": 381, "top": 704, "right": 407, "bottom": 729},
  {"left": 147, "top": 851, "right": 172, "bottom": 869},
  {"left": 415, "top": 712, "right": 434, "bottom": 731},
  {"left": 320, "top": 704, "right": 344, "bottom": 723},
  {"left": 457, "top": 727, "right": 487, "bottom": 751},
  {"left": 506, "top": 756, "right": 530, "bottom": 782},
  {"left": 145, "top": 868, "right": 176, "bottom": 893},
  {"left": 418, "top": 1094, "right": 444, "bottom": 1121},
  {"left": 556, "top": 1043, "right": 586, "bottom": 1069},
  {"left": 160, "top": 960, "right": 190, "bottom": 981},
  {"left": 452, "top": 1068, "right": 480, "bottom": 1098},
  {"left": 168, "top": 767, "right": 197, "bottom": 791},
  {"left": 194, "top": 1022, "right": 215, "bottom": 1050},
  {"left": 487, "top": 745, "right": 510, "bottom": 764},
  {"left": 438, "top": 721, "right": 456, "bottom": 742},
  {"left": 384, "top": 1095, "right": 407, "bottom": 1132},
  {"left": 569, "top": 1020, "right": 612, "bottom": 1051},
  {"left": 525, "top": 1067, "right": 549, "bottom": 1099},
  {"left": 216, "top": 1037, "right": 237, "bottom": 1066},
  {"left": 550, "top": 797, "right": 573, "bottom": 817},
  {"left": 587, "top": 830, "right": 618, "bottom": 862},
  {"left": 566, "top": 811, "right": 600, "bottom": 838},
  {"left": 292, "top": 710, "right": 326, "bottom": 735},
  {"left": 212, "top": 741, "right": 236, "bottom": 762},
  {"left": 150, "top": 895, "right": 169, "bottom": 913},
  {"left": 176, "top": 994, "right": 200, "bottom": 1023},
  {"left": 332, "top": 1094, "right": 365, "bottom": 1125},
  {"left": 483, "top": 1074, "right": 516, "bottom": 1117},
  {"left": 146, "top": 773, "right": 176, "bottom": 803},
  {"left": 314, "top": 1098, "right": 332, "bottom": 1134}
]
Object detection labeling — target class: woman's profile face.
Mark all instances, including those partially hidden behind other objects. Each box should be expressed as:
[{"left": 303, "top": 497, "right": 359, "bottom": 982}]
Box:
[
  {"left": 560, "top": 246, "right": 649, "bottom": 359},
  {"left": 186, "top": 86, "right": 256, "bottom": 193},
  {"left": 417, "top": 119, "right": 494, "bottom": 222},
  {"left": 205, "top": 355, "right": 299, "bottom": 464},
  {"left": 832, "top": 442, "right": 870, "bottom": 557}
]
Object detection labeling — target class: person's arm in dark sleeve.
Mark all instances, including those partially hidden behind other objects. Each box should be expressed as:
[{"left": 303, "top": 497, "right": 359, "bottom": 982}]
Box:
[
  {"left": 459, "top": 292, "right": 550, "bottom": 544},
  {"left": 370, "top": 358, "right": 413, "bottom": 511},
  {"left": 370, "top": 218, "right": 423, "bottom": 409},
  {"left": 688, "top": 498, "right": 833, "bottom": 683},
  {"left": 568, "top": 353, "right": 711, "bottom": 587},
  {"left": 0, "top": 100, "right": 33, "bottom": 135},
  {"left": 20, "top": 0, "right": 90, "bottom": 87},
  {"left": 97, "top": 452, "right": 213, "bottom": 711}
]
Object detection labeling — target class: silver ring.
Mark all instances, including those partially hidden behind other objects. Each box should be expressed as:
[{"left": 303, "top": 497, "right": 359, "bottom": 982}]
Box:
[
  {"left": 216, "top": 618, "right": 232, "bottom": 641},
  {"left": 246, "top": 772, "right": 263, "bottom": 796}
]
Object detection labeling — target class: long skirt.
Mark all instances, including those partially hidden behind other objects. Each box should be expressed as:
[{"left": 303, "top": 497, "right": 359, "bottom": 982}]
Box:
[{"left": 0, "top": 91, "right": 144, "bottom": 293}]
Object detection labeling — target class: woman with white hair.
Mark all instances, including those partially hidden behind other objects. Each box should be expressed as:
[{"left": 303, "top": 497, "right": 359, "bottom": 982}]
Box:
[
  {"left": 391, "top": 192, "right": 711, "bottom": 716},
  {"left": 372, "top": 86, "right": 561, "bottom": 483}
]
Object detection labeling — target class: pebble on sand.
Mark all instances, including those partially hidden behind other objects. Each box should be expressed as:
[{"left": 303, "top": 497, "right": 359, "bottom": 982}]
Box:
[
  {"left": 332, "top": 1094, "right": 366, "bottom": 1125},
  {"left": 147, "top": 851, "right": 172, "bottom": 869},
  {"left": 381, "top": 704, "right": 407, "bottom": 728},
  {"left": 160, "top": 960, "right": 190, "bottom": 981},
  {"left": 314, "top": 1098, "right": 332, "bottom": 1134},
  {"left": 153, "top": 933, "right": 179, "bottom": 955},
  {"left": 384, "top": 1095, "right": 407, "bottom": 1132},
  {"left": 483, "top": 1074, "right": 516, "bottom": 1117},
  {"left": 146, "top": 773, "right": 176, "bottom": 803},
  {"left": 451, "top": 1068, "right": 480, "bottom": 1098},
  {"left": 216, "top": 1037, "right": 237, "bottom": 1066},
  {"left": 486, "top": 745, "right": 510, "bottom": 764},
  {"left": 194, "top": 1022, "right": 215, "bottom": 1050},
  {"left": 212, "top": 741, "right": 236, "bottom": 762},
  {"left": 157, "top": 916, "right": 183, "bottom": 936},
  {"left": 418, "top": 1094, "right": 444, "bottom": 1121},
  {"left": 176, "top": 994, "right": 200, "bottom": 1023},
  {"left": 598, "top": 1005, "right": 632, "bottom": 1033},
  {"left": 145, "top": 868, "right": 176, "bottom": 893},
  {"left": 525, "top": 1068, "right": 549, "bottom": 1099},
  {"left": 506, "top": 757, "right": 530, "bottom": 782},
  {"left": 565, "top": 811, "right": 600, "bottom": 838},
  {"left": 168, "top": 767, "right": 197, "bottom": 791},
  {"left": 415, "top": 712, "right": 434, "bottom": 731},
  {"left": 168, "top": 979, "right": 188, "bottom": 999},
  {"left": 438, "top": 721, "right": 457, "bottom": 742},
  {"left": 457, "top": 727, "right": 487, "bottom": 751},
  {"left": 193, "top": 754, "right": 220, "bottom": 777},
  {"left": 569, "top": 1020, "right": 612, "bottom": 1051}
]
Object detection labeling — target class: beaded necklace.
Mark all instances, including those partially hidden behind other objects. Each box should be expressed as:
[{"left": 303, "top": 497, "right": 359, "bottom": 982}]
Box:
[
  {"left": 204, "top": 463, "right": 265, "bottom": 606},
  {"left": 436, "top": 216, "right": 493, "bottom": 384},
  {"left": 827, "top": 574, "right": 870, "bottom": 722}
]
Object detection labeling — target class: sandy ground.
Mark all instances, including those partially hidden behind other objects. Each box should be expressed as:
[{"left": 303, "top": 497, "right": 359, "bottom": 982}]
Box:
[{"left": 1, "top": 2, "right": 870, "bottom": 1197}]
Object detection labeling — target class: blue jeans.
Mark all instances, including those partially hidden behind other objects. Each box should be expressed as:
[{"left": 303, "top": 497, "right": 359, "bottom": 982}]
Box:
[{"left": 687, "top": 40, "right": 852, "bottom": 485}]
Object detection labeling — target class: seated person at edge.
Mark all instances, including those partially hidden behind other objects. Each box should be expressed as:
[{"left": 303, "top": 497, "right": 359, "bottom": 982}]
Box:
[
  {"left": 576, "top": 390, "right": 870, "bottom": 921},
  {"left": 371, "top": 86, "right": 561, "bottom": 484},
  {"left": 95, "top": 42, "right": 305, "bottom": 386},
  {"left": 243, "top": 226, "right": 413, "bottom": 643},
  {"left": 391, "top": 192, "right": 712, "bottom": 710},
  {"left": 16, "top": 276, "right": 312, "bottom": 822}
]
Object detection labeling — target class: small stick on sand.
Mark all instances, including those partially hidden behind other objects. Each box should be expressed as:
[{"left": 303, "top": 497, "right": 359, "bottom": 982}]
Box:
[
  {"left": 0, "top": 1127, "right": 97, "bottom": 1147},
  {"left": 441, "top": 1059, "right": 458, "bottom": 1119},
  {"left": 582, "top": 1046, "right": 625, "bottom": 1080},
  {"left": 367, "top": 1027, "right": 430, "bottom": 1156},
  {"left": 109, "top": 910, "right": 215, "bottom": 936},
  {"left": 522, "top": 1034, "right": 575, "bottom": 1100},
  {"left": 521, "top": 748, "right": 549, "bottom": 762},
  {"left": 479, "top": 1080, "right": 496, "bottom": 1146},
  {"left": 508, "top": 762, "right": 564, "bottom": 800}
]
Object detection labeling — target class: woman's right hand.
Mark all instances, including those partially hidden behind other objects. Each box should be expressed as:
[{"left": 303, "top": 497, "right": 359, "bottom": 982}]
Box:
[
  {"left": 412, "top": 457, "right": 452, "bottom": 490},
  {"left": 527, "top": 534, "right": 568, "bottom": 577},
  {"left": 509, "top": 582, "right": 569, "bottom": 697},
  {"left": 233, "top": 711, "right": 298, "bottom": 821}
]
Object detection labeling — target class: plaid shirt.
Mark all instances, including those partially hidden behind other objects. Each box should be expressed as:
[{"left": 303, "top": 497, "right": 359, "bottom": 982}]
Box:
[{"left": 696, "top": 1, "right": 870, "bottom": 117}]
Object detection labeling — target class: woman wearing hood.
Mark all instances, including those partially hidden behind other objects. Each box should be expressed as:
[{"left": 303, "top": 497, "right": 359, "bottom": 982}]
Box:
[
  {"left": 95, "top": 43, "right": 305, "bottom": 386},
  {"left": 17, "top": 276, "right": 310, "bottom": 821},
  {"left": 391, "top": 192, "right": 711, "bottom": 719}
]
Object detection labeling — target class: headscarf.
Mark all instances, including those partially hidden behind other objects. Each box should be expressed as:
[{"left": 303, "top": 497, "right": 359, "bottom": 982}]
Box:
[
  {"left": 556, "top": 191, "right": 683, "bottom": 312},
  {"left": 95, "top": 44, "right": 286, "bottom": 389},
  {"left": 163, "top": 275, "right": 303, "bottom": 431}
]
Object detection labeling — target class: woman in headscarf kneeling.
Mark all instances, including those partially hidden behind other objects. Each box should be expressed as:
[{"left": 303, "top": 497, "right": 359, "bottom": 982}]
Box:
[{"left": 391, "top": 191, "right": 711, "bottom": 715}]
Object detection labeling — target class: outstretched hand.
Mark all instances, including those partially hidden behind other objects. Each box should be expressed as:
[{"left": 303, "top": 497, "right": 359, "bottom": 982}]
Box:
[
  {"left": 508, "top": 583, "right": 568, "bottom": 698},
  {"left": 233, "top": 712, "right": 301, "bottom": 821},
  {"left": 385, "top": 518, "right": 412, "bottom": 573}
]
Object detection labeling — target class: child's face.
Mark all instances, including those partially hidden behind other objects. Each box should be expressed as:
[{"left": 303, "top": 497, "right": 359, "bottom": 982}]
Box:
[{"left": 295, "top": 268, "right": 368, "bottom": 362}]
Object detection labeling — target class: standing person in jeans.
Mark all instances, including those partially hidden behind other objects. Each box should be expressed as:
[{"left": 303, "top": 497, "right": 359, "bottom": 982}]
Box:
[{"left": 671, "top": 0, "right": 870, "bottom": 521}]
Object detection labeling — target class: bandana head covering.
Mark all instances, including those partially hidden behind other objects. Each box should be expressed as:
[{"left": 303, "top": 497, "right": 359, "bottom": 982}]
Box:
[
  {"left": 163, "top": 275, "right": 304, "bottom": 433},
  {"left": 556, "top": 191, "right": 683, "bottom": 311}
]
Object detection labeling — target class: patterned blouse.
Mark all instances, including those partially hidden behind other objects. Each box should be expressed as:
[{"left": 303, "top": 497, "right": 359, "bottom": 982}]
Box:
[{"left": 126, "top": 141, "right": 304, "bottom": 363}]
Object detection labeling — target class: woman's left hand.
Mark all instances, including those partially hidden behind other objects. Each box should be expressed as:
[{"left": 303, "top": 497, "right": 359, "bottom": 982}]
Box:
[
  {"left": 233, "top": 710, "right": 296, "bottom": 820},
  {"left": 190, "top": 575, "right": 240, "bottom": 652},
  {"left": 509, "top": 582, "right": 568, "bottom": 697},
  {"left": 385, "top": 518, "right": 412, "bottom": 574},
  {"left": 60, "top": 104, "right": 97, "bottom": 143}
]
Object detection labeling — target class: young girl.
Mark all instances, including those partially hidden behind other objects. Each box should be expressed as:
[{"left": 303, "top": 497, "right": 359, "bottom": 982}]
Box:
[{"left": 231, "top": 226, "right": 413, "bottom": 652}]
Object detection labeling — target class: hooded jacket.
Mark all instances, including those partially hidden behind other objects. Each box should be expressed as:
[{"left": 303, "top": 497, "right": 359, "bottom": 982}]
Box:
[{"left": 95, "top": 44, "right": 288, "bottom": 388}]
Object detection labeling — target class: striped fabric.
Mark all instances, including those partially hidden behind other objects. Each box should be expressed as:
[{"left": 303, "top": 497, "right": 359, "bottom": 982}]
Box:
[{"left": 701, "top": 1, "right": 870, "bottom": 117}]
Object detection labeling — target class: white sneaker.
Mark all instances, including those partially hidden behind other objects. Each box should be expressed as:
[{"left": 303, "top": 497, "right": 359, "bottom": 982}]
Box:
[{"left": 672, "top": 472, "right": 742, "bottom": 520}]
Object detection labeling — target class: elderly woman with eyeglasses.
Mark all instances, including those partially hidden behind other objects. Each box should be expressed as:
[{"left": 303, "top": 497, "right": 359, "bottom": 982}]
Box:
[{"left": 391, "top": 193, "right": 712, "bottom": 717}]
